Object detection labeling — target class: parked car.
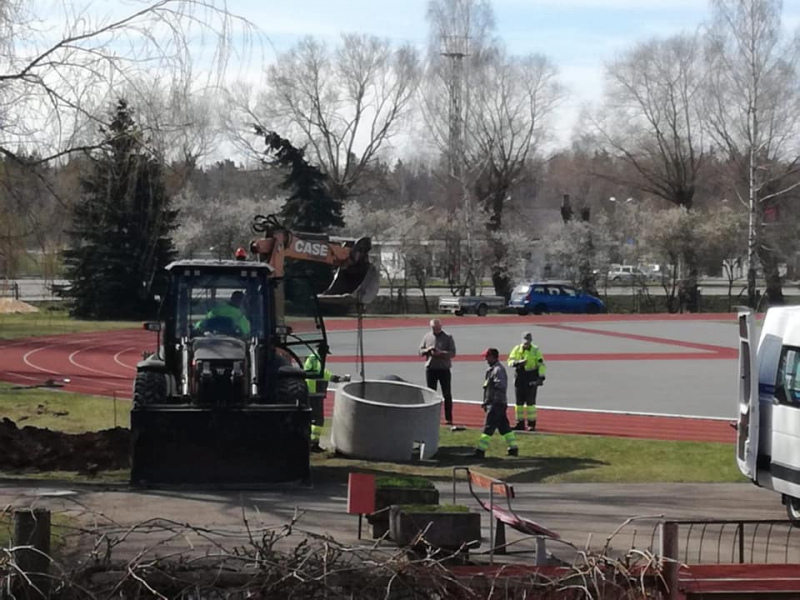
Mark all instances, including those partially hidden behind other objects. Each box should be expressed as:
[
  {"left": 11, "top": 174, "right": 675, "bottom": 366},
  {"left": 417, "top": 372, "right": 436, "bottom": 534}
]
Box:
[
  {"left": 508, "top": 282, "right": 606, "bottom": 315},
  {"left": 607, "top": 264, "right": 647, "bottom": 284},
  {"left": 439, "top": 295, "right": 506, "bottom": 317}
]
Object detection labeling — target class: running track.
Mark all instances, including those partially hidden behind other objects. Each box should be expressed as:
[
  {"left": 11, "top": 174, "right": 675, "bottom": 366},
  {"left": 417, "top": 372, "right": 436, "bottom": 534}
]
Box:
[{"left": 0, "top": 314, "right": 739, "bottom": 443}]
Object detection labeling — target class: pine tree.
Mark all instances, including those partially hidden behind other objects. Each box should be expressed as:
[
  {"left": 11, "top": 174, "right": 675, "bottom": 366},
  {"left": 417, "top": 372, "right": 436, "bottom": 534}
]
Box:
[
  {"left": 63, "top": 99, "right": 178, "bottom": 319},
  {"left": 258, "top": 128, "right": 344, "bottom": 232},
  {"left": 257, "top": 128, "right": 345, "bottom": 298}
]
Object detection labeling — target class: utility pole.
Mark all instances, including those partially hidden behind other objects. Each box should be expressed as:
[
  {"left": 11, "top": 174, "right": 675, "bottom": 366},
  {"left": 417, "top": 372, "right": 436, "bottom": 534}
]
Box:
[{"left": 440, "top": 0, "right": 475, "bottom": 294}]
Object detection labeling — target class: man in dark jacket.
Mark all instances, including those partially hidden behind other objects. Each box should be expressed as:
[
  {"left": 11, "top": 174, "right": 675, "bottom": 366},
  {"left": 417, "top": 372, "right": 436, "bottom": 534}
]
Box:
[
  {"left": 419, "top": 318, "right": 457, "bottom": 426},
  {"left": 474, "top": 347, "right": 518, "bottom": 458}
]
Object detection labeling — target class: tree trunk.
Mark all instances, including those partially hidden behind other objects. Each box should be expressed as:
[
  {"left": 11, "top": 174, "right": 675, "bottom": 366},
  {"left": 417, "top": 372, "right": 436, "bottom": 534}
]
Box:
[
  {"left": 682, "top": 250, "right": 700, "bottom": 313},
  {"left": 758, "top": 242, "right": 785, "bottom": 306}
]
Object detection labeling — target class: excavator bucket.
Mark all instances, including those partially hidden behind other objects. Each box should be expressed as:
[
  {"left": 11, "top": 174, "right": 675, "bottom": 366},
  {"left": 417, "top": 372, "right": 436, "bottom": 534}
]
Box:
[
  {"left": 130, "top": 405, "right": 311, "bottom": 487},
  {"left": 320, "top": 262, "right": 380, "bottom": 305}
]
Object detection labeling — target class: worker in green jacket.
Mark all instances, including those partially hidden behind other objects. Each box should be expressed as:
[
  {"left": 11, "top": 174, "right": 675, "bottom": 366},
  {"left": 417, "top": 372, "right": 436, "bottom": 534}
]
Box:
[
  {"left": 304, "top": 352, "right": 349, "bottom": 452},
  {"left": 195, "top": 291, "right": 250, "bottom": 337},
  {"left": 507, "top": 331, "right": 546, "bottom": 431}
]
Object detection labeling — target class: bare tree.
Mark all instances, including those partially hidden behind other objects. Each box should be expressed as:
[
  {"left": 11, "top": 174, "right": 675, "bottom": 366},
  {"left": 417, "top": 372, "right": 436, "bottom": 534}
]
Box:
[
  {"left": 469, "top": 48, "right": 563, "bottom": 299},
  {"left": 246, "top": 34, "right": 420, "bottom": 201},
  {"left": 704, "top": 0, "right": 800, "bottom": 306},
  {"left": 0, "top": 0, "right": 246, "bottom": 164},
  {"left": 597, "top": 33, "right": 706, "bottom": 309},
  {"left": 421, "top": 0, "right": 496, "bottom": 296}
]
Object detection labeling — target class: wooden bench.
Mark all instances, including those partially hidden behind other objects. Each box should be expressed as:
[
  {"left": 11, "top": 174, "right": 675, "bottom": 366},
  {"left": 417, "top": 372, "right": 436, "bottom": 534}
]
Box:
[{"left": 453, "top": 467, "right": 560, "bottom": 564}]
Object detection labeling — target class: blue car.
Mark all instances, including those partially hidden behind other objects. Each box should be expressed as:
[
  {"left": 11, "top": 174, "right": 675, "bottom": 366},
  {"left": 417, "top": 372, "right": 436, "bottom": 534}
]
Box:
[{"left": 508, "top": 282, "right": 606, "bottom": 315}]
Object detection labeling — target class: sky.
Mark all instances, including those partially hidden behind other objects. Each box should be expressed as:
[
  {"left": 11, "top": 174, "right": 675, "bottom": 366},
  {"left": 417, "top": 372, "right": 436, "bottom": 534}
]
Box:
[
  {"left": 235, "top": 0, "right": 798, "bottom": 147},
  {"left": 23, "top": 0, "right": 800, "bottom": 160}
]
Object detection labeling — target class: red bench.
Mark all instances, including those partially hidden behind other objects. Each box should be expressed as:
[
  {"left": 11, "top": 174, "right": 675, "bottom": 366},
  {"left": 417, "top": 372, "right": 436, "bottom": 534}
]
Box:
[{"left": 453, "top": 467, "right": 560, "bottom": 564}]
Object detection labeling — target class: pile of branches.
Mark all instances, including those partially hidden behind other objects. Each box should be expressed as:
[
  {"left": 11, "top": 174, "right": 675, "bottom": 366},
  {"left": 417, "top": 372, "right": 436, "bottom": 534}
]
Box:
[{"left": 1, "top": 509, "right": 668, "bottom": 599}]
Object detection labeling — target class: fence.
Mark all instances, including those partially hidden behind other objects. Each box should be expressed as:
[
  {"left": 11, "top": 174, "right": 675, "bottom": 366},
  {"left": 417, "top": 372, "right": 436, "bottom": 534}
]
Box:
[
  {"left": 0, "top": 280, "right": 20, "bottom": 299},
  {"left": 657, "top": 519, "right": 800, "bottom": 566}
]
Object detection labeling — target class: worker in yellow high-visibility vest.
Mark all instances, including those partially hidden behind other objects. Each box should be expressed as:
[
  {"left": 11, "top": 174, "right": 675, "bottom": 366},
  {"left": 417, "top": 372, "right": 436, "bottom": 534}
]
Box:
[
  {"left": 507, "top": 331, "right": 546, "bottom": 431},
  {"left": 304, "top": 352, "right": 349, "bottom": 452}
]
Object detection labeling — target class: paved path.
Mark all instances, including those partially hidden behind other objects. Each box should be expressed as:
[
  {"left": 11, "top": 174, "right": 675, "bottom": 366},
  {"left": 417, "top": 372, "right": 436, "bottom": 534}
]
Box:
[{"left": 2, "top": 480, "right": 794, "bottom": 564}]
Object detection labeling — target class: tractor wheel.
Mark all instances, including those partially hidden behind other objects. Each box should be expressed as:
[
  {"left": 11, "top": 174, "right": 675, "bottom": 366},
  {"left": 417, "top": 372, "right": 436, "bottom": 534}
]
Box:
[
  {"left": 278, "top": 374, "right": 310, "bottom": 406},
  {"left": 133, "top": 371, "right": 167, "bottom": 407}
]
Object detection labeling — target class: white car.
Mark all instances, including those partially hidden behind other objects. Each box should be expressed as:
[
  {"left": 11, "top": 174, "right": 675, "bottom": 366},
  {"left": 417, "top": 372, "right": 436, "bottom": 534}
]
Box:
[{"left": 607, "top": 265, "right": 646, "bottom": 283}]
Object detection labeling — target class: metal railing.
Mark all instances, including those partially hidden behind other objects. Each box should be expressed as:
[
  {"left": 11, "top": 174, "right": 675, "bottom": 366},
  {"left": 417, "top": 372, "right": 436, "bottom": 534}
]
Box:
[{"left": 656, "top": 519, "right": 800, "bottom": 565}]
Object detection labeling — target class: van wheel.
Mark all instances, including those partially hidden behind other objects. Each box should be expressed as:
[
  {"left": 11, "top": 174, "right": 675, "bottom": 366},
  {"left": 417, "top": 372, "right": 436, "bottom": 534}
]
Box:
[
  {"left": 454, "top": 310, "right": 463, "bottom": 317},
  {"left": 516, "top": 308, "right": 529, "bottom": 316},
  {"left": 785, "top": 495, "right": 800, "bottom": 526},
  {"left": 476, "top": 304, "right": 488, "bottom": 317},
  {"left": 532, "top": 303, "right": 547, "bottom": 315},
  {"left": 586, "top": 303, "right": 599, "bottom": 314}
]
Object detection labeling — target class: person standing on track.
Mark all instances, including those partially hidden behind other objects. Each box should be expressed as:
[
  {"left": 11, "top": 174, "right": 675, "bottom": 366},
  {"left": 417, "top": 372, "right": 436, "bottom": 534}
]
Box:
[
  {"left": 419, "top": 318, "right": 457, "bottom": 427},
  {"left": 507, "top": 331, "right": 546, "bottom": 431},
  {"left": 474, "top": 347, "right": 518, "bottom": 458}
]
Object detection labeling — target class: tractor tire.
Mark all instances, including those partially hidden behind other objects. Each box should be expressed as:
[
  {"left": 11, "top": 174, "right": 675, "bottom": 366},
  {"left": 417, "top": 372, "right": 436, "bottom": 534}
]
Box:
[
  {"left": 133, "top": 371, "right": 167, "bottom": 407},
  {"left": 476, "top": 303, "right": 488, "bottom": 317},
  {"left": 278, "top": 374, "right": 310, "bottom": 406}
]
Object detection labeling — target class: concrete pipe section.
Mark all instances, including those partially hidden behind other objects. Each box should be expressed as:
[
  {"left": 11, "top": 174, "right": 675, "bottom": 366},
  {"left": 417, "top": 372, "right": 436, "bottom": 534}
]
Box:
[{"left": 331, "top": 380, "right": 442, "bottom": 461}]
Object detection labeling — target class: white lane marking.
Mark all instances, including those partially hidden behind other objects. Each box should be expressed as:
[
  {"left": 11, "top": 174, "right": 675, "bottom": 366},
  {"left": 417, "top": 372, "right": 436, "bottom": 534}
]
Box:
[
  {"left": 449, "top": 397, "right": 730, "bottom": 421},
  {"left": 69, "top": 347, "right": 127, "bottom": 378},
  {"left": 114, "top": 348, "right": 138, "bottom": 370},
  {"left": 23, "top": 346, "right": 60, "bottom": 375}
]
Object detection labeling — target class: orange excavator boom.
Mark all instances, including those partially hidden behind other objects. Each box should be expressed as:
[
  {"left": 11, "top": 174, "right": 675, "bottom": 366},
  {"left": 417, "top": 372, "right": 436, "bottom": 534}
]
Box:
[{"left": 249, "top": 214, "right": 379, "bottom": 304}]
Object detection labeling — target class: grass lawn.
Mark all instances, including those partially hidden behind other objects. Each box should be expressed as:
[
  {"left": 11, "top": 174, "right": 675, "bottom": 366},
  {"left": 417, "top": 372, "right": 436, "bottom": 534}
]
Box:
[
  {"left": 313, "top": 427, "right": 745, "bottom": 485},
  {"left": 0, "top": 386, "right": 744, "bottom": 485},
  {"left": 0, "top": 383, "right": 130, "bottom": 432},
  {"left": 0, "top": 308, "right": 136, "bottom": 340}
]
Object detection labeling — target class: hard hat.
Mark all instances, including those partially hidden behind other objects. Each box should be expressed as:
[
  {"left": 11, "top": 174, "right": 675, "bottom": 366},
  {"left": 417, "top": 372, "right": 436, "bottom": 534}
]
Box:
[
  {"left": 481, "top": 347, "right": 499, "bottom": 358},
  {"left": 234, "top": 247, "right": 247, "bottom": 260}
]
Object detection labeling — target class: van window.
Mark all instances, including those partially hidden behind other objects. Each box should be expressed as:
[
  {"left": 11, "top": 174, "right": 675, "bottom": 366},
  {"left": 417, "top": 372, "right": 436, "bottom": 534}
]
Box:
[
  {"left": 531, "top": 286, "right": 546, "bottom": 294},
  {"left": 776, "top": 347, "right": 800, "bottom": 405}
]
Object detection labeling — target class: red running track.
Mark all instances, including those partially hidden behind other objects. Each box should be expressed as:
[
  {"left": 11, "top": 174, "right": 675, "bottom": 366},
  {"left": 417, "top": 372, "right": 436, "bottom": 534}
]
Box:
[{"left": 0, "top": 314, "right": 737, "bottom": 443}]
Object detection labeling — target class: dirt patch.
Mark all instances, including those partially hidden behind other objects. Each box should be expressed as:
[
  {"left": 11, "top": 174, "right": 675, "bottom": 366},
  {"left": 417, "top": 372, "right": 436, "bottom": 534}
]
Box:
[
  {"left": 0, "top": 298, "right": 39, "bottom": 314},
  {"left": 0, "top": 418, "right": 129, "bottom": 473}
]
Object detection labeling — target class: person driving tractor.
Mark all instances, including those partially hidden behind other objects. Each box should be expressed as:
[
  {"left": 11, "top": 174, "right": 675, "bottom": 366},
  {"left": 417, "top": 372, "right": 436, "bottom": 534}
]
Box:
[
  {"left": 304, "top": 351, "right": 349, "bottom": 452},
  {"left": 195, "top": 290, "right": 251, "bottom": 336}
]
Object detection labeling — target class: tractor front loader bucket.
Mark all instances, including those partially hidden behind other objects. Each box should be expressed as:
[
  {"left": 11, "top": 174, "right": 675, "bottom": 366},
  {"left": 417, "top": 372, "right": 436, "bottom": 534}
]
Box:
[
  {"left": 321, "top": 263, "right": 380, "bottom": 305},
  {"left": 130, "top": 405, "right": 311, "bottom": 487}
]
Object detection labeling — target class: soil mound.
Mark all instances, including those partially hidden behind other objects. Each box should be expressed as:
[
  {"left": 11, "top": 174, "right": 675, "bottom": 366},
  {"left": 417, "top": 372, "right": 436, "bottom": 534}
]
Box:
[
  {"left": 0, "top": 418, "right": 129, "bottom": 473},
  {"left": 0, "top": 298, "right": 39, "bottom": 314}
]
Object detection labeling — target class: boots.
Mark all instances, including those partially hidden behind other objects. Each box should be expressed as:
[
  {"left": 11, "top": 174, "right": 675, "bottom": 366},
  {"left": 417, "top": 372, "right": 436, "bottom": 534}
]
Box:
[
  {"left": 507, "top": 446, "right": 519, "bottom": 457},
  {"left": 513, "top": 420, "right": 526, "bottom": 431},
  {"left": 528, "top": 420, "right": 537, "bottom": 432},
  {"left": 310, "top": 440, "right": 324, "bottom": 453},
  {"left": 473, "top": 448, "right": 486, "bottom": 459}
]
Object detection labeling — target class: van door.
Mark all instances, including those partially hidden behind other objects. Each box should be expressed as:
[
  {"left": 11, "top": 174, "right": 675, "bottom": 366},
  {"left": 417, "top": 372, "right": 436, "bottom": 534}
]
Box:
[{"left": 737, "top": 309, "right": 759, "bottom": 481}]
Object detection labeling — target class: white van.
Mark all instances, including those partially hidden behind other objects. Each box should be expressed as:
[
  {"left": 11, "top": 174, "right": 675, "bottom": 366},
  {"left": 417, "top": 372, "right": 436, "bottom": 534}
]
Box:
[{"left": 737, "top": 307, "right": 800, "bottom": 522}]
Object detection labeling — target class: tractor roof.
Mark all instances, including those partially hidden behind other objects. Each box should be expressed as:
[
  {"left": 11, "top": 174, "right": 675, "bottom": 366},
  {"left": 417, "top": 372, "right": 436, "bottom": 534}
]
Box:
[{"left": 166, "top": 259, "right": 274, "bottom": 272}]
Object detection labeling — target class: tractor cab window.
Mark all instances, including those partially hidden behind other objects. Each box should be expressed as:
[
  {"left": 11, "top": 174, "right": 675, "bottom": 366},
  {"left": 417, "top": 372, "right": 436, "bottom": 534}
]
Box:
[
  {"left": 174, "top": 271, "right": 267, "bottom": 339},
  {"left": 777, "top": 346, "right": 800, "bottom": 406}
]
